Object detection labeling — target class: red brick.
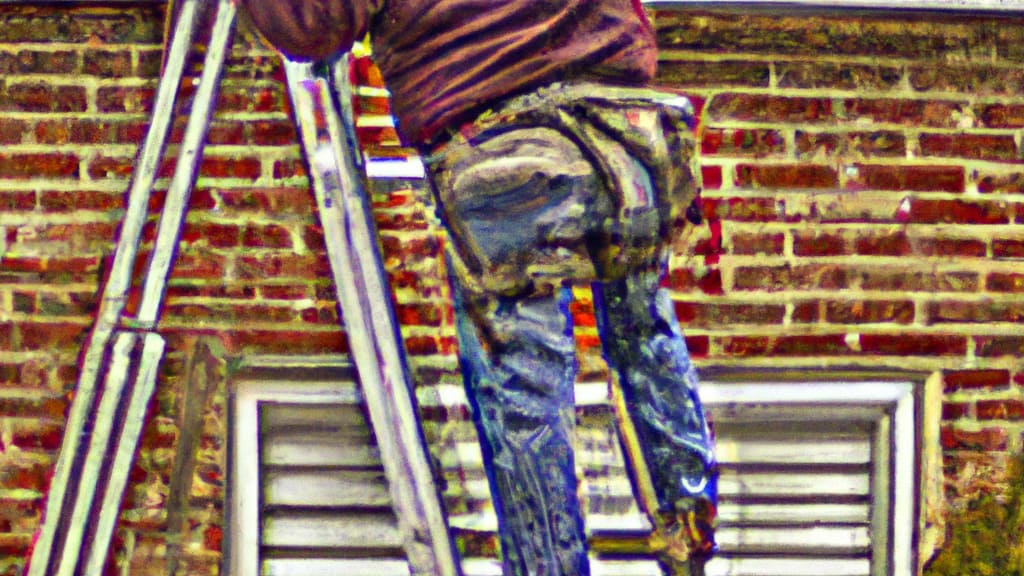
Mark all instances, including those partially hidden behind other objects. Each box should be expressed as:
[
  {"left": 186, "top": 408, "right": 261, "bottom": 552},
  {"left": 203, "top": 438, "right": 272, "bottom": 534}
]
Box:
[
  {"left": 979, "top": 103, "right": 1024, "bottom": 128},
  {"left": 0, "top": 152, "right": 79, "bottom": 179},
  {"left": 180, "top": 222, "right": 240, "bottom": 248},
  {"left": 82, "top": 48, "right": 132, "bottom": 77},
  {"left": 987, "top": 272, "right": 1024, "bottom": 292},
  {"left": 777, "top": 62, "right": 901, "bottom": 90},
  {"left": 0, "top": 49, "right": 79, "bottom": 75},
  {"left": 242, "top": 224, "right": 293, "bottom": 249},
  {"left": 701, "top": 128, "right": 785, "bottom": 157},
  {"left": 218, "top": 85, "right": 285, "bottom": 113},
  {"left": 976, "top": 400, "right": 1024, "bottom": 421},
  {"left": 978, "top": 172, "right": 1024, "bottom": 195},
  {"left": 910, "top": 198, "right": 1008, "bottom": 224},
  {"left": 848, "top": 164, "right": 964, "bottom": 193},
  {"left": 217, "top": 187, "right": 313, "bottom": 212},
  {"left": 942, "top": 402, "right": 971, "bottom": 420},
  {"left": 685, "top": 335, "right": 709, "bottom": 357},
  {"left": 96, "top": 85, "right": 156, "bottom": 113},
  {"left": 794, "top": 131, "right": 838, "bottom": 159},
  {"left": 825, "top": 300, "right": 914, "bottom": 324},
  {"left": 169, "top": 253, "right": 229, "bottom": 280},
  {"left": 734, "top": 264, "right": 848, "bottom": 292},
  {"left": 395, "top": 303, "right": 445, "bottom": 327},
  {"left": 910, "top": 64, "right": 1024, "bottom": 96},
  {"left": 697, "top": 268, "right": 723, "bottom": 295},
  {"left": 792, "top": 301, "right": 820, "bottom": 323},
  {"left": 797, "top": 130, "right": 907, "bottom": 159},
  {"left": 199, "top": 157, "right": 262, "bottom": 179},
  {"left": 235, "top": 254, "right": 329, "bottom": 280},
  {"left": 0, "top": 118, "right": 27, "bottom": 144},
  {"left": 920, "top": 133, "right": 1019, "bottom": 162},
  {"left": 13, "top": 321, "right": 89, "bottom": 350},
  {"left": 0, "top": 191, "right": 36, "bottom": 211},
  {"left": 721, "top": 334, "right": 850, "bottom": 357},
  {"left": 707, "top": 94, "right": 833, "bottom": 123},
  {"left": 944, "top": 369, "right": 1012, "bottom": 392},
  {"left": 735, "top": 164, "right": 838, "bottom": 190},
  {"left": 859, "top": 333, "right": 966, "bottom": 356},
  {"left": 3, "top": 83, "right": 87, "bottom": 112},
  {"left": 673, "top": 302, "right": 785, "bottom": 327},
  {"left": 859, "top": 268, "right": 978, "bottom": 292},
  {"left": 700, "top": 197, "right": 782, "bottom": 222},
  {"left": 974, "top": 336, "right": 1024, "bottom": 357},
  {"left": 249, "top": 119, "right": 298, "bottom": 146},
  {"left": 273, "top": 158, "right": 307, "bottom": 179},
  {"left": 39, "top": 190, "right": 121, "bottom": 212},
  {"left": 667, "top": 268, "right": 697, "bottom": 291},
  {"left": 916, "top": 237, "right": 987, "bottom": 257},
  {"left": 844, "top": 98, "right": 965, "bottom": 128},
  {"left": 941, "top": 427, "right": 1007, "bottom": 451},
  {"left": 217, "top": 328, "right": 348, "bottom": 355},
  {"left": 657, "top": 59, "right": 771, "bottom": 88},
  {"left": 854, "top": 231, "right": 910, "bottom": 256},
  {"left": 929, "top": 300, "right": 1024, "bottom": 324},
  {"left": 731, "top": 232, "right": 784, "bottom": 255},
  {"left": 793, "top": 231, "right": 850, "bottom": 256},
  {"left": 380, "top": 235, "right": 440, "bottom": 259},
  {"left": 993, "top": 239, "right": 1024, "bottom": 259}
]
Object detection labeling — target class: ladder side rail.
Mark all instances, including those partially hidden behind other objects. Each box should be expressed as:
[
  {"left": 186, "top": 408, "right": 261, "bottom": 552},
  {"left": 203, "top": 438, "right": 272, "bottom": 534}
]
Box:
[
  {"left": 325, "top": 59, "right": 461, "bottom": 576},
  {"left": 283, "top": 60, "right": 459, "bottom": 576},
  {"left": 26, "top": 2, "right": 202, "bottom": 574}
]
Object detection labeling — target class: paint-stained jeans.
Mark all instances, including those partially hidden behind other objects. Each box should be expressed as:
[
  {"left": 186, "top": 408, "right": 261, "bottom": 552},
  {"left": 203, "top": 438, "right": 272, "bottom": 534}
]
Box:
[{"left": 425, "top": 82, "right": 717, "bottom": 576}]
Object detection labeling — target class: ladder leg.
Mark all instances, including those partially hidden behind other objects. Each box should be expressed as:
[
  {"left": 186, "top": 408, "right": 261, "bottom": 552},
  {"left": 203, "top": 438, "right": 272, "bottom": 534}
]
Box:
[
  {"left": 26, "top": 2, "right": 203, "bottom": 574},
  {"left": 284, "top": 58, "right": 461, "bottom": 576}
]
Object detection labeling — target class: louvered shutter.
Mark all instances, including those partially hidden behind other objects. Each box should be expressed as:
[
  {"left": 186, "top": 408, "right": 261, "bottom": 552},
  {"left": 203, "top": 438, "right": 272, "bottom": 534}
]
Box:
[{"left": 230, "top": 358, "right": 413, "bottom": 576}]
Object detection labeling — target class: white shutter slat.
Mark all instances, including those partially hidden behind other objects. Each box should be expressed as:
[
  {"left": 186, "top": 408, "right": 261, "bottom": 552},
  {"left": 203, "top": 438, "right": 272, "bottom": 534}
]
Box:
[
  {"left": 262, "top": 512, "right": 404, "bottom": 549},
  {"left": 704, "top": 556, "right": 871, "bottom": 576},
  {"left": 718, "top": 470, "right": 871, "bottom": 498},
  {"left": 262, "top": 558, "right": 411, "bottom": 576},
  {"left": 262, "top": 431, "right": 382, "bottom": 467},
  {"left": 260, "top": 403, "right": 370, "bottom": 434},
  {"left": 717, "top": 502, "right": 870, "bottom": 525},
  {"left": 715, "top": 525, "right": 872, "bottom": 554},
  {"left": 714, "top": 436, "right": 872, "bottom": 466},
  {"left": 263, "top": 469, "right": 391, "bottom": 508}
]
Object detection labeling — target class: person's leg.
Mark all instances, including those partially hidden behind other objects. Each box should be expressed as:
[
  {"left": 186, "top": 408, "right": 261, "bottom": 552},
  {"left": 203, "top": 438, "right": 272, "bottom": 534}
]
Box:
[{"left": 428, "top": 125, "right": 607, "bottom": 575}]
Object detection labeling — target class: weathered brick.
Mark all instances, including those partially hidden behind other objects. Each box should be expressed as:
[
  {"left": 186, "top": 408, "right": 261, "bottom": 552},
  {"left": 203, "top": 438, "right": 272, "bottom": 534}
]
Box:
[
  {"left": 796, "top": 130, "right": 908, "bottom": 160},
  {"left": 825, "top": 300, "right": 914, "bottom": 324},
  {"left": 730, "top": 232, "right": 784, "bottom": 255},
  {"left": 979, "top": 103, "right": 1024, "bottom": 128},
  {"left": 34, "top": 119, "right": 149, "bottom": 145},
  {"left": 854, "top": 231, "right": 910, "bottom": 256},
  {"left": 673, "top": 302, "right": 785, "bottom": 327},
  {"left": 735, "top": 164, "right": 838, "bottom": 190},
  {"left": 720, "top": 334, "right": 851, "bottom": 357},
  {"left": 848, "top": 164, "right": 964, "bottom": 193},
  {"left": 217, "top": 186, "right": 313, "bottom": 212},
  {"left": 977, "top": 400, "right": 1024, "bottom": 421},
  {"left": 3, "top": 83, "right": 87, "bottom": 113},
  {"left": 0, "top": 152, "right": 79, "bottom": 180},
  {"left": 778, "top": 62, "right": 901, "bottom": 90},
  {"left": 0, "top": 49, "right": 79, "bottom": 75},
  {"left": 859, "top": 333, "right": 966, "bottom": 356},
  {"left": 235, "top": 254, "right": 329, "bottom": 280},
  {"left": 860, "top": 268, "right": 978, "bottom": 292},
  {"left": 941, "top": 427, "right": 1007, "bottom": 451},
  {"left": 707, "top": 94, "right": 833, "bottom": 123},
  {"left": 248, "top": 119, "right": 298, "bottom": 146},
  {"left": 180, "top": 222, "right": 240, "bottom": 248},
  {"left": 843, "top": 98, "right": 965, "bottom": 128},
  {"left": 919, "top": 133, "right": 1019, "bottom": 162},
  {"left": 793, "top": 231, "right": 850, "bottom": 256},
  {"left": 217, "top": 85, "right": 285, "bottom": 113},
  {"left": 12, "top": 321, "right": 89, "bottom": 350},
  {"left": 96, "top": 85, "right": 156, "bottom": 113},
  {"left": 242, "top": 224, "right": 293, "bottom": 249},
  {"left": 701, "top": 128, "right": 785, "bottom": 157},
  {"left": 977, "top": 172, "right": 1024, "bottom": 195},
  {"left": 39, "top": 190, "right": 122, "bottom": 212},
  {"left": 993, "top": 239, "right": 1024, "bottom": 259},
  {"left": 909, "top": 199, "right": 1008, "bottom": 224},
  {"left": 791, "top": 301, "right": 819, "bottom": 323},
  {"left": 198, "top": 157, "right": 262, "bottom": 179},
  {"left": 0, "top": 118, "right": 27, "bottom": 145},
  {"left": 273, "top": 158, "right": 307, "bottom": 179},
  {"left": 656, "top": 60, "right": 770, "bottom": 88},
  {"left": 929, "top": 300, "right": 1024, "bottom": 324},
  {"left": 975, "top": 336, "right": 1024, "bottom": 357},
  {"left": 987, "top": 272, "right": 1024, "bottom": 293},
  {"left": 915, "top": 237, "right": 987, "bottom": 257},
  {"left": 942, "top": 402, "right": 971, "bottom": 420},
  {"left": 733, "top": 264, "right": 848, "bottom": 291},
  {"left": 910, "top": 64, "right": 1024, "bottom": 96},
  {"left": 82, "top": 48, "right": 132, "bottom": 77},
  {"left": 0, "top": 191, "right": 36, "bottom": 211}
]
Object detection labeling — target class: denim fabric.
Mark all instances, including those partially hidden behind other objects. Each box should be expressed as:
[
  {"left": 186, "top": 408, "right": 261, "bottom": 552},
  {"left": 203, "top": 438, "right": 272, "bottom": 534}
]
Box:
[{"left": 426, "top": 82, "right": 717, "bottom": 576}]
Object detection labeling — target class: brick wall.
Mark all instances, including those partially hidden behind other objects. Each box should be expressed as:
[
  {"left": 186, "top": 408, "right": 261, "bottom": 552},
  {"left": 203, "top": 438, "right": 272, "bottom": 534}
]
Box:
[{"left": 0, "top": 2, "right": 1021, "bottom": 574}]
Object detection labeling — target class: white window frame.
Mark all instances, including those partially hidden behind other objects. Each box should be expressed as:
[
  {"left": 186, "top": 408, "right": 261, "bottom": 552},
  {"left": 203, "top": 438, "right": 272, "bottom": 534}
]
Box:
[
  {"left": 698, "top": 376, "right": 921, "bottom": 576},
  {"left": 228, "top": 364, "right": 363, "bottom": 576}
]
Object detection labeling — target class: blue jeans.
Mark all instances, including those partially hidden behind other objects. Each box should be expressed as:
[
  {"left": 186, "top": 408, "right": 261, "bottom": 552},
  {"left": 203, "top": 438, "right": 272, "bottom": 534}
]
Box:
[{"left": 426, "top": 83, "right": 717, "bottom": 576}]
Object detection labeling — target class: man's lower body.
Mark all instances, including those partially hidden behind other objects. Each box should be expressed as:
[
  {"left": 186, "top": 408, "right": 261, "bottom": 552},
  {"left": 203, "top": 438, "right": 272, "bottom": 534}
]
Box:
[{"left": 424, "top": 83, "right": 717, "bottom": 576}]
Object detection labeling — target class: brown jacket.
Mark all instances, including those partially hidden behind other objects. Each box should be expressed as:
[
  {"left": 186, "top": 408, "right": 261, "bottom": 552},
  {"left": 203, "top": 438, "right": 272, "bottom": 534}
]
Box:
[{"left": 241, "top": 0, "right": 658, "bottom": 145}]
